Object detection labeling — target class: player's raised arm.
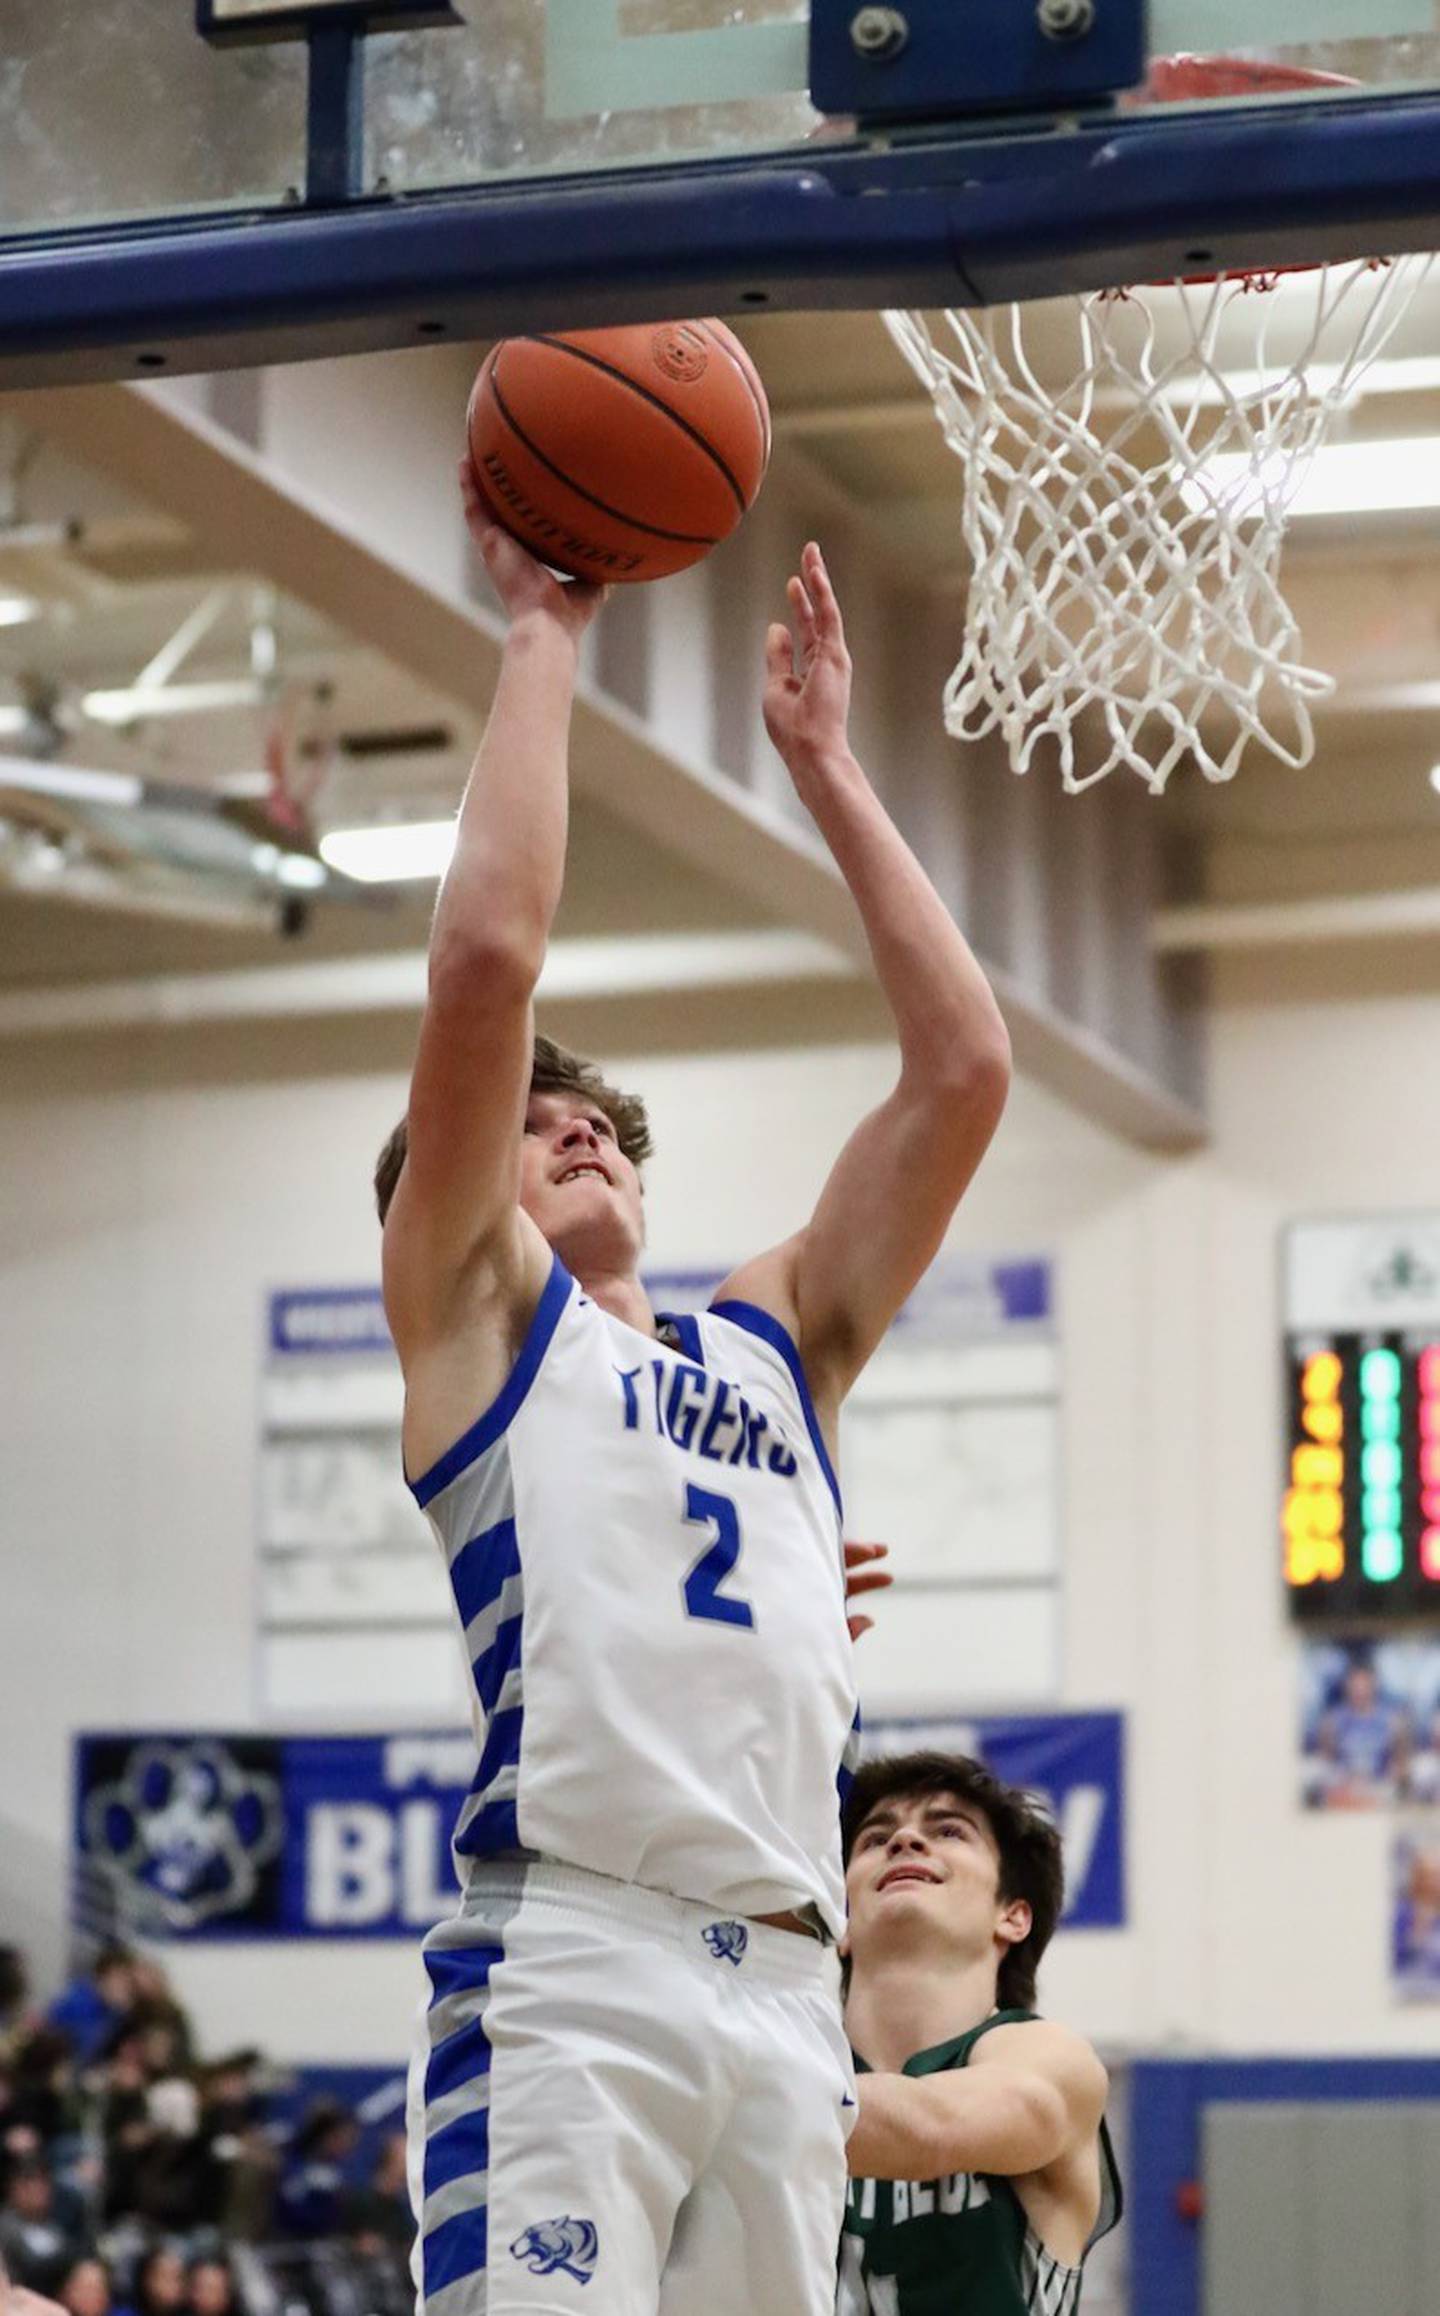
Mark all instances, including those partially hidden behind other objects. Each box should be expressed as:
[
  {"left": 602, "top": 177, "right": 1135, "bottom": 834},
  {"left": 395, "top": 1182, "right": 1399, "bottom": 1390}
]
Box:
[
  {"left": 381, "top": 473, "right": 608, "bottom": 1353},
  {"left": 719, "top": 542, "right": 1010, "bottom": 1409},
  {"left": 847, "top": 2021, "right": 1107, "bottom": 2183}
]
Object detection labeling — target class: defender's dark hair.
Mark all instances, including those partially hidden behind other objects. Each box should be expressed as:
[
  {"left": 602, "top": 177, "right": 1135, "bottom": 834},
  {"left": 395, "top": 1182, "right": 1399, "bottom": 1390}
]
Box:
[
  {"left": 842, "top": 1750, "right": 1065, "bottom": 2012},
  {"left": 374, "top": 1033, "right": 653, "bottom": 1225}
]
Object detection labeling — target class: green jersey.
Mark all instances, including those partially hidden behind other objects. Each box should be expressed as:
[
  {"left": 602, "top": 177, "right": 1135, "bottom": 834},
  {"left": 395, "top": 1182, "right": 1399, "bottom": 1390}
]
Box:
[{"left": 838, "top": 2011, "right": 1122, "bottom": 2316}]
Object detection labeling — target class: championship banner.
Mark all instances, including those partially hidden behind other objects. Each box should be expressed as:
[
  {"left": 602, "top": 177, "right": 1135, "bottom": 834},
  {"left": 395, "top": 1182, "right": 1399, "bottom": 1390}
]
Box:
[{"left": 74, "top": 1712, "right": 1124, "bottom": 1939}]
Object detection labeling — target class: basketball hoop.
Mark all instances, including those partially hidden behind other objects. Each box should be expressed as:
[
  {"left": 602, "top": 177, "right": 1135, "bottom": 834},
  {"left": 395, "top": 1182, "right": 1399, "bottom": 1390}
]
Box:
[{"left": 886, "top": 56, "right": 1434, "bottom": 793}]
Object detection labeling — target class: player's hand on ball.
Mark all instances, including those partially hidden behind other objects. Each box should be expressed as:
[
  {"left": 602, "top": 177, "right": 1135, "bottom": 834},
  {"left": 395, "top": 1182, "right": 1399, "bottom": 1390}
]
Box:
[
  {"left": 460, "top": 460, "right": 609, "bottom": 640},
  {"left": 763, "top": 541, "right": 854, "bottom": 776},
  {"left": 844, "top": 1539, "right": 892, "bottom": 1642}
]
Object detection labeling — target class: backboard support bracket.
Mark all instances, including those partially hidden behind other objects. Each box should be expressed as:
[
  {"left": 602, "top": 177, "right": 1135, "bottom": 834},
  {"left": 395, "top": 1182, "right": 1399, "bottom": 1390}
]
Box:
[
  {"left": 810, "top": 0, "right": 1147, "bottom": 119},
  {"left": 196, "top": 0, "right": 463, "bottom": 208}
]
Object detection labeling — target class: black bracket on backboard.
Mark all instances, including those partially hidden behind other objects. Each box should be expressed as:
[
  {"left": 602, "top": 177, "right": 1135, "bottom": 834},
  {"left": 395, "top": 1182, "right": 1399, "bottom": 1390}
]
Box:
[
  {"left": 196, "top": 0, "right": 462, "bottom": 207},
  {"left": 810, "top": 0, "right": 1147, "bottom": 120}
]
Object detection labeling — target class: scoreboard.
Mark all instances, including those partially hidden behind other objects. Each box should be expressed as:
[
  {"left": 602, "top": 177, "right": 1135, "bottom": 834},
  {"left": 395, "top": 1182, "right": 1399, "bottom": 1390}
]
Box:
[{"left": 1283, "top": 1218, "right": 1440, "bottom": 1623}]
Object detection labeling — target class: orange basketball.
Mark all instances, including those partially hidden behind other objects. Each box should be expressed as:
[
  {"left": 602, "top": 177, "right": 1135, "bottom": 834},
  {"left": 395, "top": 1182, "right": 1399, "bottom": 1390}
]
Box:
[{"left": 466, "top": 320, "right": 771, "bottom": 585}]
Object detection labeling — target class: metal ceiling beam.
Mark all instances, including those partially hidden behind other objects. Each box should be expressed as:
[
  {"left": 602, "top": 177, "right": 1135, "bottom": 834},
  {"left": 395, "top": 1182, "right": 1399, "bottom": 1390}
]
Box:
[{"left": 2, "top": 380, "right": 1207, "bottom": 1148}]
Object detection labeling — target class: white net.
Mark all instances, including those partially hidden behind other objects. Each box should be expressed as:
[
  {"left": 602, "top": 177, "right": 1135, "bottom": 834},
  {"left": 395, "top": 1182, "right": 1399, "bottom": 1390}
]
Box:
[{"left": 886, "top": 255, "right": 1432, "bottom": 792}]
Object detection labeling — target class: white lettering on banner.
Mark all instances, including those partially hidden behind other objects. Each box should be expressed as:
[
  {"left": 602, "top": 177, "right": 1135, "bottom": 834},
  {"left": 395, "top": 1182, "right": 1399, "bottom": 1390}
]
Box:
[
  {"left": 1058, "top": 1784, "right": 1105, "bottom": 1899},
  {"left": 383, "top": 1736, "right": 474, "bottom": 1790},
  {"left": 908, "top": 2182, "right": 934, "bottom": 2217},
  {"left": 306, "top": 1805, "right": 397, "bottom": 1926},
  {"left": 307, "top": 1802, "right": 457, "bottom": 1927},
  {"left": 400, "top": 1800, "right": 455, "bottom": 1921}
]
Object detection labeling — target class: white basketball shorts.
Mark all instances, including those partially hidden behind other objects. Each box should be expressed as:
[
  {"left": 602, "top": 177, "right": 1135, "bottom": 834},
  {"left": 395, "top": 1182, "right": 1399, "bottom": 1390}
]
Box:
[{"left": 407, "top": 1857, "right": 856, "bottom": 2316}]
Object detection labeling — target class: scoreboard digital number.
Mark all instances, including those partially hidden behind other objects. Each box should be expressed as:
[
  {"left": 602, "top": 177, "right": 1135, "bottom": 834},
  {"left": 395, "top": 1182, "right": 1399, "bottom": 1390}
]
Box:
[
  {"left": 1283, "top": 1218, "right": 1440, "bottom": 1625},
  {"left": 1284, "top": 1336, "right": 1440, "bottom": 1617}
]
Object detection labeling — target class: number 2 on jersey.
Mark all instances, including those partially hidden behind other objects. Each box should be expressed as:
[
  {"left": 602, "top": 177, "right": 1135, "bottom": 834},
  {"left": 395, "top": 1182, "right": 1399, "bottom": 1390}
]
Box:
[{"left": 681, "top": 1484, "right": 755, "bottom": 1630}]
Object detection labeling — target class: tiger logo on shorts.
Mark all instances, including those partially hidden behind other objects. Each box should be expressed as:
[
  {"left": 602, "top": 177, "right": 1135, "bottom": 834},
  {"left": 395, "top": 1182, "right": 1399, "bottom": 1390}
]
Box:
[
  {"left": 509, "top": 2218, "right": 599, "bottom": 2285},
  {"left": 701, "top": 1919, "right": 749, "bottom": 1966}
]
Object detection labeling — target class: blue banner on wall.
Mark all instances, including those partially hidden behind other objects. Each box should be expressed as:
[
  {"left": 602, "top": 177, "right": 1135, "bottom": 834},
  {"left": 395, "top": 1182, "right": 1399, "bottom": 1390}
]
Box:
[{"left": 74, "top": 1712, "right": 1122, "bottom": 1939}]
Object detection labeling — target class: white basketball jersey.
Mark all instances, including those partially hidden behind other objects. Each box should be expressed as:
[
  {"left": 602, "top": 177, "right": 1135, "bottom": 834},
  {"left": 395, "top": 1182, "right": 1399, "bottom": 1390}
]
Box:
[{"left": 409, "top": 1254, "right": 861, "bottom": 1937}]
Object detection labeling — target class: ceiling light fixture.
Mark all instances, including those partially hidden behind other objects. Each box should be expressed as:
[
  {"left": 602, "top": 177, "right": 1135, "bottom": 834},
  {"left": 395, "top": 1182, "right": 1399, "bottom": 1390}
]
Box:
[
  {"left": 318, "top": 818, "right": 457, "bottom": 883},
  {"left": 0, "top": 757, "right": 144, "bottom": 807},
  {"left": 1183, "top": 436, "right": 1440, "bottom": 523},
  {"left": 274, "top": 852, "right": 328, "bottom": 890},
  {"left": 0, "top": 595, "right": 40, "bottom": 628},
  {"left": 82, "top": 678, "right": 267, "bottom": 724}
]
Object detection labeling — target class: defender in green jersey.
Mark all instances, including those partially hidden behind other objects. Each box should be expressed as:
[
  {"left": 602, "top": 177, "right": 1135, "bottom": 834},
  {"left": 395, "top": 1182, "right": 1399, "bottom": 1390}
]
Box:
[{"left": 838, "top": 1752, "right": 1121, "bottom": 2316}]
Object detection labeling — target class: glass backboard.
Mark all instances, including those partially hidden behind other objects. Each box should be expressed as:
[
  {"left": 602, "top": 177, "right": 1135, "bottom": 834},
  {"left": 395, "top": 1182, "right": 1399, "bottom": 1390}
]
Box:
[{"left": 2, "top": 0, "right": 1439, "bottom": 382}]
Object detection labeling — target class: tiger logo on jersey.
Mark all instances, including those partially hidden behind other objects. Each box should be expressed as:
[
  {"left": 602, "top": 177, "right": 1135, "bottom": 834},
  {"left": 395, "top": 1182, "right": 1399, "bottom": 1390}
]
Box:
[
  {"left": 510, "top": 2218, "right": 599, "bottom": 2285},
  {"left": 701, "top": 1919, "right": 749, "bottom": 1966}
]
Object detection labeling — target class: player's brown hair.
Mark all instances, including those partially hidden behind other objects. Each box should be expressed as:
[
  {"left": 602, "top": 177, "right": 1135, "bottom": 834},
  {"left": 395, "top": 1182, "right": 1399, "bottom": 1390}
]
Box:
[
  {"left": 842, "top": 1750, "right": 1065, "bottom": 2011},
  {"left": 374, "top": 1033, "right": 653, "bottom": 1225}
]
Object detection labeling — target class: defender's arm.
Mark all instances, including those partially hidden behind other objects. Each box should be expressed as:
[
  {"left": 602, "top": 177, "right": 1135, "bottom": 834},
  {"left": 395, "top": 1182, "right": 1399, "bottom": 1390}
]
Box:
[{"left": 847, "top": 2025, "right": 1106, "bottom": 2182}]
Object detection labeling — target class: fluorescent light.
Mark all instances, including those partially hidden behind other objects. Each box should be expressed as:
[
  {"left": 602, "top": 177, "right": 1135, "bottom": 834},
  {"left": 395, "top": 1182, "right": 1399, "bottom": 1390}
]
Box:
[
  {"left": 0, "top": 756, "right": 143, "bottom": 806},
  {"left": 1182, "top": 436, "right": 1440, "bottom": 522},
  {"left": 82, "top": 678, "right": 265, "bottom": 724},
  {"left": 0, "top": 596, "right": 39, "bottom": 628},
  {"left": 1179, "top": 354, "right": 1440, "bottom": 411},
  {"left": 274, "top": 852, "right": 328, "bottom": 890},
  {"left": 217, "top": 770, "right": 275, "bottom": 799},
  {"left": 319, "top": 818, "right": 457, "bottom": 883},
  {"left": 1429, "top": 766, "right": 1440, "bottom": 797}
]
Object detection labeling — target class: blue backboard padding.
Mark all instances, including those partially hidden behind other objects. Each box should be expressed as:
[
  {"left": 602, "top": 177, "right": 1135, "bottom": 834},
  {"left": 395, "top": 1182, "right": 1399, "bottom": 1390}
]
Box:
[{"left": 2, "top": 97, "right": 1440, "bottom": 387}]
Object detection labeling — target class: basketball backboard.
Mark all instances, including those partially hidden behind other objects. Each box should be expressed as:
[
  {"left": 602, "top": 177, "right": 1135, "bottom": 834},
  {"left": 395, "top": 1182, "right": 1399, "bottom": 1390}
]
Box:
[{"left": 2, "top": 1, "right": 1440, "bottom": 383}]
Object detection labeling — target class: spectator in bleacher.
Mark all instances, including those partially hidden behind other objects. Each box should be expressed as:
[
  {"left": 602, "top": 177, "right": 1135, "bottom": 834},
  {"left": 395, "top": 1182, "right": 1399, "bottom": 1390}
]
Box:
[
  {"left": 123, "top": 1976, "right": 191, "bottom": 2084},
  {"left": 126, "top": 2084, "right": 205, "bottom": 2238},
  {"left": 94, "top": 2032, "right": 154, "bottom": 2229},
  {"left": 0, "top": 2162, "right": 82, "bottom": 2296},
  {"left": 0, "top": 2067, "right": 26, "bottom": 2181},
  {"left": 189, "top": 2059, "right": 272, "bottom": 2244},
  {"left": 6, "top": 2038, "right": 74, "bottom": 2157},
  {"left": 45, "top": 1956, "right": 136, "bottom": 2073},
  {"left": 275, "top": 2102, "right": 359, "bottom": 2242},
  {"left": 56, "top": 2258, "right": 132, "bottom": 2316},
  {"left": 181, "top": 2260, "right": 231, "bottom": 2316},
  {"left": 130, "top": 2247, "right": 185, "bottom": 2316},
  {"left": 340, "top": 2133, "right": 411, "bottom": 2255},
  {"left": 2, "top": 2243, "right": 69, "bottom": 2316}
]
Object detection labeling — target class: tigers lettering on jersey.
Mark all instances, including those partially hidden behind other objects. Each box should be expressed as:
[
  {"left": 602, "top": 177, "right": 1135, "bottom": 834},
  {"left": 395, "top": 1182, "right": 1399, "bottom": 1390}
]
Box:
[
  {"left": 410, "top": 1254, "right": 858, "bottom": 1934},
  {"left": 615, "top": 1360, "right": 800, "bottom": 1477}
]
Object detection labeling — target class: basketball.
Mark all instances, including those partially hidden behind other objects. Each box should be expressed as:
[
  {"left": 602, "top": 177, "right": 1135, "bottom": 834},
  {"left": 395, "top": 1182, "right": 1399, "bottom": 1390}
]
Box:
[{"left": 465, "top": 320, "right": 771, "bottom": 585}]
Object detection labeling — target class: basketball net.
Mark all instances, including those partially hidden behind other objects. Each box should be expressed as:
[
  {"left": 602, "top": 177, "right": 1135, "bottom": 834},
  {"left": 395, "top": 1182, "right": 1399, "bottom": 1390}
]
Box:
[{"left": 886, "top": 57, "right": 1433, "bottom": 793}]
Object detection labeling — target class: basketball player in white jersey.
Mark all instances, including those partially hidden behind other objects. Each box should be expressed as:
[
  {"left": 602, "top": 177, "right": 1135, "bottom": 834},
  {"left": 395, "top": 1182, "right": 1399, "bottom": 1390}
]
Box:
[{"left": 375, "top": 467, "right": 1011, "bottom": 2316}]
